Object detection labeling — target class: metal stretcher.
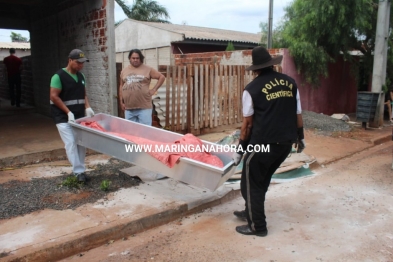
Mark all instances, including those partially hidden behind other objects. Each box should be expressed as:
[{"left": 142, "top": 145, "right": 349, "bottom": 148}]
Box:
[{"left": 69, "top": 113, "right": 236, "bottom": 191}]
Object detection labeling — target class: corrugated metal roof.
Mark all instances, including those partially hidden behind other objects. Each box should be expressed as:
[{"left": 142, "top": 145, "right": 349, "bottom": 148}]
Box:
[
  {"left": 130, "top": 20, "right": 261, "bottom": 44},
  {"left": 0, "top": 42, "right": 30, "bottom": 49}
]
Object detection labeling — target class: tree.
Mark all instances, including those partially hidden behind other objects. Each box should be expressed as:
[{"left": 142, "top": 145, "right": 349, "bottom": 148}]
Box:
[
  {"left": 10, "top": 32, "right": 28, "bottom": 42},
  {"left": 259, "top": 22, "right": 268, "bottom": 47},
  {"left": 115, "top": 0, "right": 170, "bottom": 23},
  {"left": 225, "top": 42, "right": 235, "bottom": 51},
  {"left": 259, "top": 21, "right": 287, "bottom": 48},
  {"left": 281, "top": 0, "right": 386, "bottom": 87}
]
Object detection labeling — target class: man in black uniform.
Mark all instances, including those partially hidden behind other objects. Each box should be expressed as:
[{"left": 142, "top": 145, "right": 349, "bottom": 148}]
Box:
[
  {"left": 232, "top": 46, "right": 305, "bottom": 237},
  {"left": 50, "top": 49, "right": 95, "bottom": 182}
]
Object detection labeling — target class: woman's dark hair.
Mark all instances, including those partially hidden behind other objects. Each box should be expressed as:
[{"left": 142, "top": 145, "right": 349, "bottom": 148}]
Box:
[{"left": 128, "top": 49, "right": 144, "bottom": 63}]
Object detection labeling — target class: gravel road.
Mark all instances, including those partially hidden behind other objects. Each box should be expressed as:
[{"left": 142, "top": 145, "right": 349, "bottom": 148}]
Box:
[{"left": 0, "top": 158, "right": 140, "bottom": 220}]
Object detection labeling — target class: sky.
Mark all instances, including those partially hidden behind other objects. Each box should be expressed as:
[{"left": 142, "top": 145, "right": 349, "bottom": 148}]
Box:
[
  {"left": 0, "top": 0, "right": 292, "bottom": 42},
  {"left": 0, "top": 29, "right": 30, "bottom": 43},
  {"left": 114, "top": 0, "right": 292, "bottom": 33}
]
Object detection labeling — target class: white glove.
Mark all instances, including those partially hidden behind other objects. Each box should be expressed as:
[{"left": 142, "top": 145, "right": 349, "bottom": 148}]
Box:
[
  {"left": 297, "top": 139, "right": 306, "bottom": 153},
  {"left": 232, "top": 152, "right": 243, "bottom": 166},
  {"left": 85, "top": 107, "right": 95, "bottom": 117},
  {"left": 67, "top": 111, "right": 75, "bottom": 123}
]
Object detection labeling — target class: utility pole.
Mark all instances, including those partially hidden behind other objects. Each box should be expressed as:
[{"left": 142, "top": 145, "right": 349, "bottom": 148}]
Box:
[
  {"left": 371, "top": 0, "right": 391, "bottom": 127},
  {"left": 267, "top": 0, "right": 273, "bottom": 49}
]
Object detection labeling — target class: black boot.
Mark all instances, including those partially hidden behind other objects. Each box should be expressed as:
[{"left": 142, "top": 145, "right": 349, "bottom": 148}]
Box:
[
  {"left": 235, "top": 225, "right": 268, "bottom": 237},
  {"left": 233, "top": 210, "right": 247, "bottom": 221}
]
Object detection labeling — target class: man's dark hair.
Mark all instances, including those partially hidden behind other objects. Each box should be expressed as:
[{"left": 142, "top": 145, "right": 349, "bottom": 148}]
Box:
[
  {"left": 253, "top": 66, "right": 274, "bottom": 75},
  {"left": 128, "top": 49, "right": 144, "bottom": 63},
  {"left": 9, "top": 48, "right": 15, "bottom": 54}
]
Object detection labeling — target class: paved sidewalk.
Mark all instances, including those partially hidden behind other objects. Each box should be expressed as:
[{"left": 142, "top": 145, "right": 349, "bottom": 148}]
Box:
[
  {"left": 0, "top": 111, "right": 64, "bottom": 168},
  {"left": 0, "top": 111, "right": 392, "bottom": 262}
]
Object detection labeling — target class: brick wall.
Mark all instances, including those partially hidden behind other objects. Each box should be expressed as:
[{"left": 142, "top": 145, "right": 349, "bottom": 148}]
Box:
[
  {"left": 0, "top": 56, "right": 34, "bottom": 106},
  {"left": 30, "top": 13, "right": 58, "bottom": 115},
  {"left": 21, "top": 56, "right": 34, "bottom": 106},
  {"left": 172, "top": 49, "right": 282, "bottom": 72},
  {"left": 29, "top": 0, "right": 116, "bottom": 116}
]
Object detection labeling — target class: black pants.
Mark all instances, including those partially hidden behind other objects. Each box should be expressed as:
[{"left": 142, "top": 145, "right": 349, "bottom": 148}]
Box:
[
  {"left": 241, "top": 144, "right": 292, "bottom": 232},
  {"left": 8, "top": 74, "right": 21, "bottom": 106}
]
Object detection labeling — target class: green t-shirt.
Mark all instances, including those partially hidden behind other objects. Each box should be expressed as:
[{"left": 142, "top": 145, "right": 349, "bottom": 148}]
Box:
[{"left": 50, "top": 68, "right": 86, "bottom": 89}]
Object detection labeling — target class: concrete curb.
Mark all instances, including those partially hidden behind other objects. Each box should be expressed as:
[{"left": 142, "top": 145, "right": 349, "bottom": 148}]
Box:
[
  {"left": 4, "top": 190, "right": 241, "bottom": 262},
  {"left": 308, "top": 134, "right": 391, "bottom": 169},
  {"left": 0, "top": 149, "right": 98, "bottom": 169},
  {"left": 372, "top": 134, "right": 391, "bottom": 145},
  {"left": 0, "top": 149, "right": 67, "bottom": 168}
]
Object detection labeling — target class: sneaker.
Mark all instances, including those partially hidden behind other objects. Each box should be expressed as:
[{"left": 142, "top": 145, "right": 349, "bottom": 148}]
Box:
[
  {"left": 235, "top": 225, "right": 268, "bottom": 237},
  {"left": 233, "top": 210, "right": 247, "bottom": 221},
  {"left": 75, "top": 173, "right": 86, "bottom": 182},
  {"left": 75, "top": 173, "right": 90, "bottom": 182}
]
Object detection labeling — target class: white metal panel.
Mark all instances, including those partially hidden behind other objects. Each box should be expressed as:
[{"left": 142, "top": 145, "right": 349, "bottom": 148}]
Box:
[
  {"left": 135, "top": 20, "right": 260, "bottom": 44},
  {"left": 0, "top": 42, "right": 30, "bottom": 49},
  {"left": 71, "top": 113, "right": 236, "bottom": 191}
]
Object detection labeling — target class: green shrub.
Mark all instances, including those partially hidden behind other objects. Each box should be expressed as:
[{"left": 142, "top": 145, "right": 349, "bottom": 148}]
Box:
[
  {"left": 100, "top": 180, "right": 112, "bottom": 191},
  {"left": 225, "top": 42, "right": 235, "bottom": 51},
  {"left": 62, "top": 176, "right": 81, "bottom": 188}
]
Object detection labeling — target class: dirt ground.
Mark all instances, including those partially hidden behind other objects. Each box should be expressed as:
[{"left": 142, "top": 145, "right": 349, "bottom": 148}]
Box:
[{"left": 60, "top": 127, "right": 393, "bottom": 262}]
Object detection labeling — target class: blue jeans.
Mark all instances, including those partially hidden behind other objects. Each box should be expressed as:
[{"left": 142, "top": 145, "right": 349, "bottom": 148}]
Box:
[{"left": 125, "top": 109, "right": 152, "bottom": 125}]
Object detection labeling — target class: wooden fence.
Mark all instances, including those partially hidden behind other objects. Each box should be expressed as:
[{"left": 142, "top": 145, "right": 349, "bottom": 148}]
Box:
[{"left": 164, "top": 64, "right": 254, "bottom": 135}]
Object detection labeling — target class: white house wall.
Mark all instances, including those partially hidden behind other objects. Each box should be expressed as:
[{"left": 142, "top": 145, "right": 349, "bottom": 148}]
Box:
[
  {"left": 0, "top": 49, "right": 31, "bottom": 60},
  {"left": 144, "top": 49, "right": 157, "bottom": 69},
  {"left": 117, "top": 46, "right": 171, "bottom": 69},
  {"left": 158, "top": 47, "right": 171, "bottom": 66}
]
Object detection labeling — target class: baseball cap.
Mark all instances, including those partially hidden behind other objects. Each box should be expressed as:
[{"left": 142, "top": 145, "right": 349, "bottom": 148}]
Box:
[{"left": 68, "top": 49, "right": 89, "bottom": 62}]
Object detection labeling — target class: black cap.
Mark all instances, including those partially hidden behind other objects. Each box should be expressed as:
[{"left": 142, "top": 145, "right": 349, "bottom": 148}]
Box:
[{"left": 68, "top": 49, "right": 89, "bottom": 62}]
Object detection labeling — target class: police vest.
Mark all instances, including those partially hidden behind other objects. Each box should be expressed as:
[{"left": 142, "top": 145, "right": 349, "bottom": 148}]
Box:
[
  {"left": 51, "top": 69, "right": 85, "bottom": 124},
  {"left": 245, "top": 69, "right": 298, "bottom": 144}
]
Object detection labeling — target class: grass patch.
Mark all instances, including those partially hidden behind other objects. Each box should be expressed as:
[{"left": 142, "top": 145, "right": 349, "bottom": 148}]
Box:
[
  {"left": 62, "top": 175, "right": 81, "bottom": 189},
  {"left": 100, "top": 179, "right": 112, "bottom": 191}
]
